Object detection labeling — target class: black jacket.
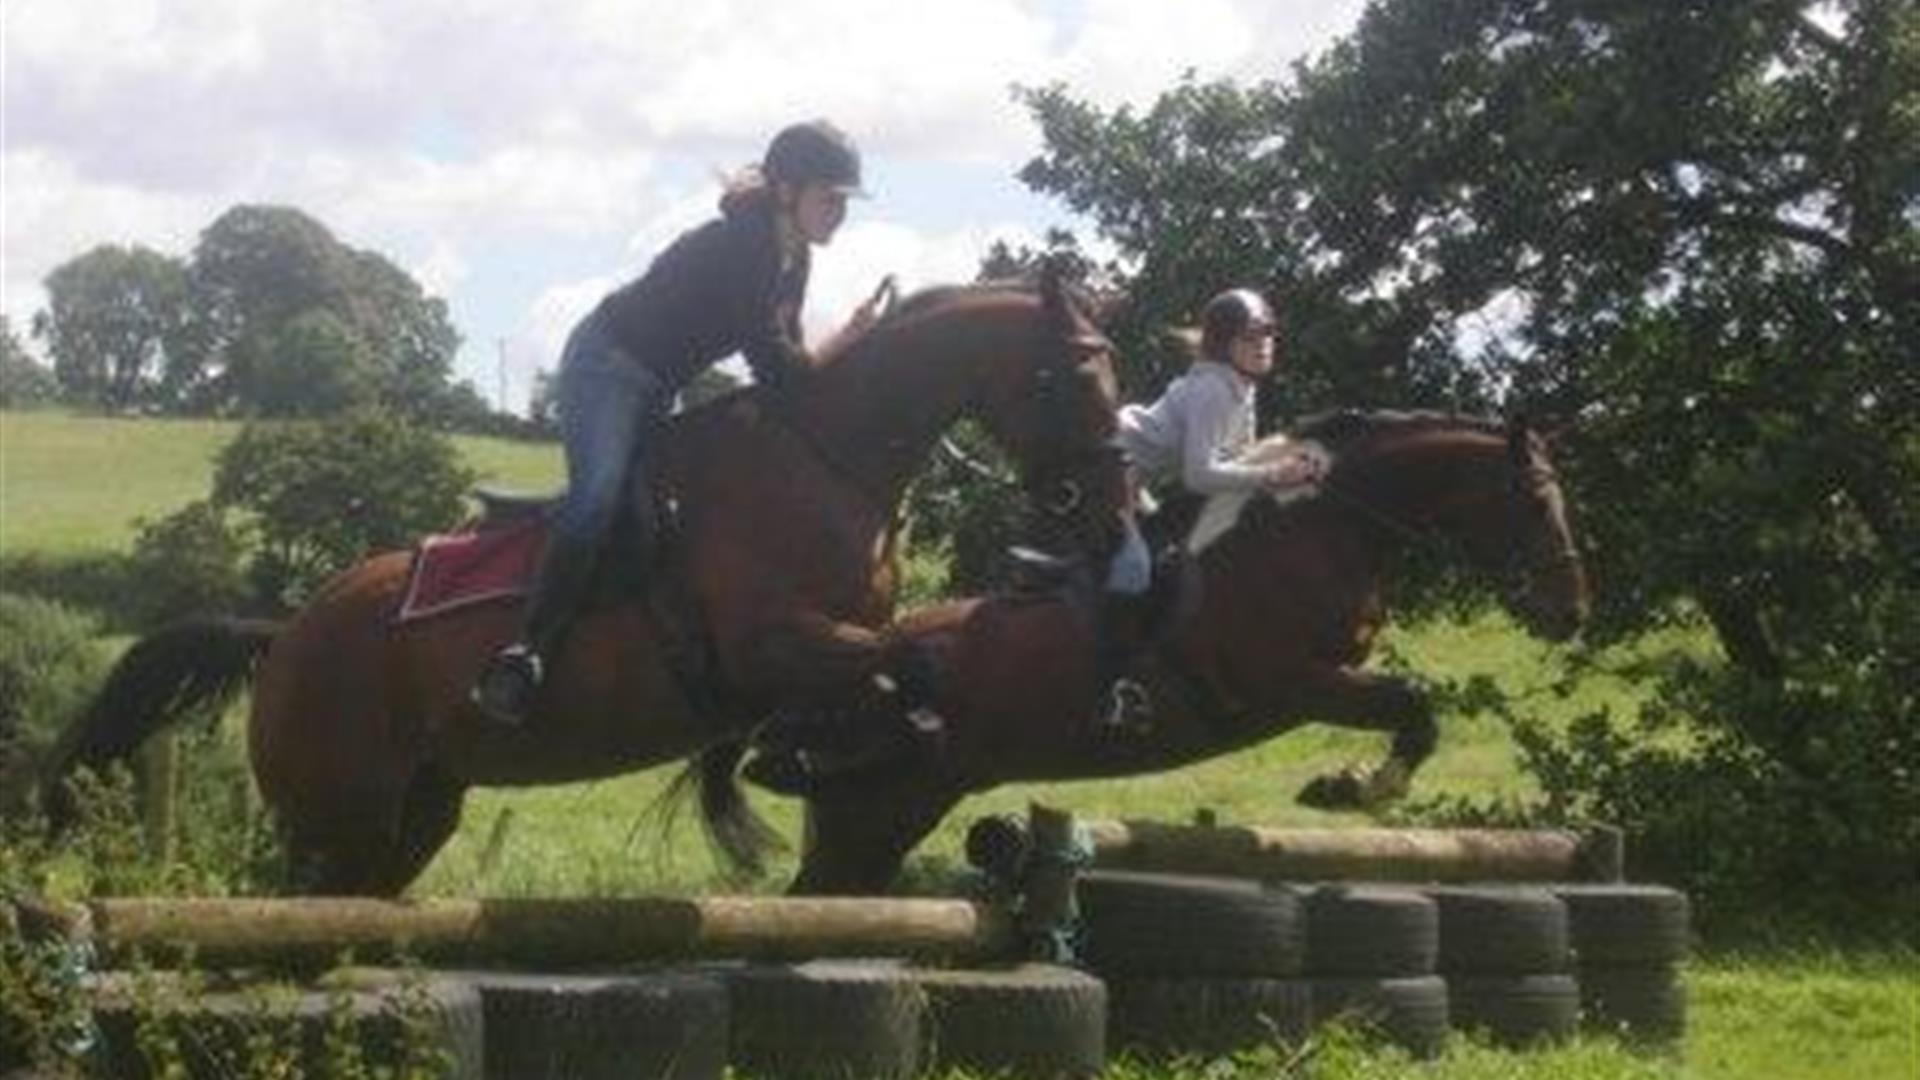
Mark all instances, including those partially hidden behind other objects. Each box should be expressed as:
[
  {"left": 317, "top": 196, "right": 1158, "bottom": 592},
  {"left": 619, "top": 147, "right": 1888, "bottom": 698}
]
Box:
[{"left": 593, "top": 195, "right": 810, "bottom": 391}]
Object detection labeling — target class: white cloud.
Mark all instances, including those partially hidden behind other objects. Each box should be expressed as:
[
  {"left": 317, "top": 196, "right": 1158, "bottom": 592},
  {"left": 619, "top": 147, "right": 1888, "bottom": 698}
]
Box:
[{"left": 5, "top": 0, "right": 1366, "bottom": 406}]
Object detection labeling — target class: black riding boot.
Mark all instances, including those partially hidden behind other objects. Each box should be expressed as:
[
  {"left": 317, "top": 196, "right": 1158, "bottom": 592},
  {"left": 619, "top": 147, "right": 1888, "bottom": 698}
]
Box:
[{"left": 470, "top": 528, "right": 604, "bottom": 726}]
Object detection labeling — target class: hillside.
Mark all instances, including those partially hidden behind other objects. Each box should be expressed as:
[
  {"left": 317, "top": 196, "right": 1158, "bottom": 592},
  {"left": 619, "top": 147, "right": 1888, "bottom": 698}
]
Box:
[{"left": 0, "top": 409, "right": 562, "bottom": 557}]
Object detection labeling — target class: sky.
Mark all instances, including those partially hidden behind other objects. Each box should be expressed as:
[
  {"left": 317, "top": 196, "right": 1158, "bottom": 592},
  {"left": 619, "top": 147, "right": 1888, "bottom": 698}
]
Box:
[{"left": 3, "top": 0, "right": 1368, "bottom": 413}]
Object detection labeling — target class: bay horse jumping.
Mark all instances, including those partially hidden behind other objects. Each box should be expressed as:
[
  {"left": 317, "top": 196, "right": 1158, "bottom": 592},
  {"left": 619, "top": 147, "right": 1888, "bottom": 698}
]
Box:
[
  {"left": 43, "top": 270, "right": 1132, "bottom": 896},
  {"left": 693, "top": 411, "right": 1591, "bottom": 894}
]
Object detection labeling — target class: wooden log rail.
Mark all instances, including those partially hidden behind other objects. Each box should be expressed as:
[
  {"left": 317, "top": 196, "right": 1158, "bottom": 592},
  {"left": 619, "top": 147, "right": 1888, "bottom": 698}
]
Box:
[
  {"left": 2, "top": 895, "right": 1017, "bottom": 969},
  {"left": 1083, "top": 821, "right": 1623, "bottom": 883}
]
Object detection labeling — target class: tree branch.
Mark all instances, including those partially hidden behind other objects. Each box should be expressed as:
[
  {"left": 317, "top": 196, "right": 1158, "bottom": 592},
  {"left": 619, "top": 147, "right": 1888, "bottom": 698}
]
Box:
[
  {"left": 1670, "top": 199, "right": 1853, "bottom": 258},
  {"left": 1791, "top": 10, "right": 1848, "bottom": 59}
]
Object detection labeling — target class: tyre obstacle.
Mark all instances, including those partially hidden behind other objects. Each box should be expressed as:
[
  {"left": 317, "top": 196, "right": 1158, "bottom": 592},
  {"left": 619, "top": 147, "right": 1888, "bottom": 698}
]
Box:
[{"left": 1, "top": 809, "right": 1689, "bottom": 1077}]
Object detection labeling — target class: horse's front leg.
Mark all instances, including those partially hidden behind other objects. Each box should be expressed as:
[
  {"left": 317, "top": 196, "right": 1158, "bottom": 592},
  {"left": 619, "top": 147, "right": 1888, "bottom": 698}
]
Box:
[
  {"left": 731, "top": 612, "right": 938, "bottom": 793},
  {"left": 1289, "top": 666, "right": 1436, "bottom": 811},
  {"left": 736, "top": 610, "right": 899, "bottom": 704},
  {"left": 790, "top": 772, "right": 966, "bottom": 895}
]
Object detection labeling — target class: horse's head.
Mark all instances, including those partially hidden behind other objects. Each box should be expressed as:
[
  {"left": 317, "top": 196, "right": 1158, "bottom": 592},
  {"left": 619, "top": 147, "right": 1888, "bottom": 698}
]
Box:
[
  {"left": 968, "top": 265, "right": 1132, "bottom": 572},
  {"left": 1284, "top": 411, "right": 1589, "bottom": 641},
  {"left": 1442, "top": 417, "right": 1591, "bottom": 641}
]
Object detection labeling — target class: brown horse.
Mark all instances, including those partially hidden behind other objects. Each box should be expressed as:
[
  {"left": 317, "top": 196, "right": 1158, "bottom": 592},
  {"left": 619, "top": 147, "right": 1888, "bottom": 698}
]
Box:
[
  {"left": 43, "top": 271, "right": 1132, "bottom": 896},
  {"left": 693, "top": 411, "right": 1591, "bottom": 894}
]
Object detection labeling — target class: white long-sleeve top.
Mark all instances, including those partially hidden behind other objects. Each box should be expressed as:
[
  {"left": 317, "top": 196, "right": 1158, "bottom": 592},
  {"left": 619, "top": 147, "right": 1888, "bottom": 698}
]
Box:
[{"left": 1116, "top": 360, "right": 1268, "bottom": 494}]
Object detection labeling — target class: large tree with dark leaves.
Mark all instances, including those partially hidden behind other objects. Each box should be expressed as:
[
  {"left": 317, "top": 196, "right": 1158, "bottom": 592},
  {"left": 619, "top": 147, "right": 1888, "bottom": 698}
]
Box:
[
  {"left": 1020, "top": 0, "right": 1916, "bottom": 927},
  {"left": 190, "top": 205, "right": 464, "bottom": 421}
]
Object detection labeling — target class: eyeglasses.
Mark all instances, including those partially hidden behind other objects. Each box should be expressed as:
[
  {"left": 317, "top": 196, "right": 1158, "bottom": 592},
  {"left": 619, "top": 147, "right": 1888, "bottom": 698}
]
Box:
[{"left": 1236, "top": 324, "right": 1276, "bottom": 342}]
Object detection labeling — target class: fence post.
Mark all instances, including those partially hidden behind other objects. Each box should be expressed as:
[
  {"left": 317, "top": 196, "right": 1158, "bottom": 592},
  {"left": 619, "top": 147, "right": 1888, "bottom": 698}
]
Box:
[{"left": 136, "top": 731, "right": 179, "bottom": 861}]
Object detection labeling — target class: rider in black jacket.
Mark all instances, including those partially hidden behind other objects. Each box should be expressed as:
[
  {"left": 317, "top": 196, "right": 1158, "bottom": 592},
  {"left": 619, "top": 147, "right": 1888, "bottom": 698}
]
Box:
[{"left": 473, "top": 120, "right": 881, "bottom": 725}]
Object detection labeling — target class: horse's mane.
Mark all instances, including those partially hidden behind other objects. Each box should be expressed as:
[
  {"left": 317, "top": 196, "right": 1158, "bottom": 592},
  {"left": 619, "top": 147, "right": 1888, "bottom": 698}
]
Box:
[
  {"left": 1185, "top": 410, "right": 1507, "bottom": 556},
  {"left": 1289, "top": 409, "right": 1506, "bottom": 454},
  {"left": 668, "top": 283, "right": 1040, "bottom": 427},
  {"left": 880, "top": 280, "right": 1035, "bottom": 324}
]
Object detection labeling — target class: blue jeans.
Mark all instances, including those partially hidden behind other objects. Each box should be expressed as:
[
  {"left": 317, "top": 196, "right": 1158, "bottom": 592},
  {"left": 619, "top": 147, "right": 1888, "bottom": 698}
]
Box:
[
  {"left": 1105, "top": 516, "right": 1151, "bottom": 595},
  {"left": 551, "top": 309, "right": 673, "bottom": 550},
  {"left": 523, "top": 309, "right": 672, "bottom": 654}
]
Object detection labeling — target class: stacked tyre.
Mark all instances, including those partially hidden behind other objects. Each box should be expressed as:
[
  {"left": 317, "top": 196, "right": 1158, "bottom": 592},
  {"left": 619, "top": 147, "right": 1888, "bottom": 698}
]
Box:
[
  {"left": 1422, "top": 886, "right": 1580, "bottom": 1049},
  {"left": 1304, "top": 885, "right": 1449, "bottom": 1058},
  {"left": 1077, "top": 871, "right": 1313, "bottom": 1060},
  {"left": 1553, "top": 884, "right": 1690, "bottom": 1045},
  {"left": 701, "top": 959, "right": 1108, "bottom": 1079},
  {"left": 446, "top": 970, "right": 729, "bottom": 1080},
  {"left": 87, "top": 973, "right": 486, "bottom": 1080}
]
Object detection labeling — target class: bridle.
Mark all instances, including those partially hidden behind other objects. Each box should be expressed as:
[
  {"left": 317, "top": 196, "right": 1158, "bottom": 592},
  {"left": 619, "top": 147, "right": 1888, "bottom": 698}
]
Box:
[
  {"left": 962, "top": 322, "right": 1128, "bottom": 537},
  {"left": 1314, "top": 445, "right": 1581, "bottom": 599}
]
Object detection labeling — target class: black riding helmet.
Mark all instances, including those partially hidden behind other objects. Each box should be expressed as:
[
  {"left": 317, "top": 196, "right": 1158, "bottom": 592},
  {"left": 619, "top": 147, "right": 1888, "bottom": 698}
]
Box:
[
  {"left": 1199, "top": 288, "right": 1274, "bottom": 362},
  {"left": 763, "top": 120, "right": 865, "bottom": 195}
]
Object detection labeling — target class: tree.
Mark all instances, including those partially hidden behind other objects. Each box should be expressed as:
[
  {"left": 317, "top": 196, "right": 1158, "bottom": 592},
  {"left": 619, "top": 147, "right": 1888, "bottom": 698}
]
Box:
[
  {"left": 0, "top": 316, "right": 58, "bottom": 408},
  {"left": 211, "top": 410, "right": 474, "bottom": 607},
  {"left": 190, "top": 205, "right": 465, "bottom": 422},
  {"left": 32, "top": 245, "right": 197, "bottom": 411},
  {"left": 1018, "top": 0, "right": 1917, "bottom": 926},
  {"left": 249, "top": 309, "right": 378, "bottom": 417}
]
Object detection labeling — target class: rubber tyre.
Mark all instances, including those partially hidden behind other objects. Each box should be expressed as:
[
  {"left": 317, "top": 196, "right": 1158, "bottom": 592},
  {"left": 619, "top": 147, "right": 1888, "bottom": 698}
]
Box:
[
  {"left": 1304, "top": 885, "right": 1438, "bottom": 976},
  {"left": 1551, "top": 885, "right": 1691, "bottom": 967},
  {"left": 1425, "top": 886, "right": 1570, "bottom": 974},
  {"left": 1106, "top": 976, "right": 1312, "bottom": 1060},
  {"left": 1579, "top": 965, "right": 1686, "bottom": 1044},
  {"left": 1077, "top": 872, "right": 1305, "bottom": 977},
  {"left": 446, "top": 970, "right": 727, "bottom": 1080},
  {"left": 1447, "top": 974, "right": 1580, "bottom": 1047},
  {"left": 723, "top": 960, "right": 922, "bottom": 1080},
  {"left": 90, "top": 976, "right": 483, "bottom": 1080},
  {"left": 1310, "top": 975, "right": 1450, "bottom": 1059},
  {"left": 907, "top": 964, "right": 1105, "bottom": 1077}
]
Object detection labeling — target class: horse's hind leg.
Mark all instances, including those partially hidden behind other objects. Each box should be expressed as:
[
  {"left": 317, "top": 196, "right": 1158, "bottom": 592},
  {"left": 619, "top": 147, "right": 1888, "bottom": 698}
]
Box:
[
  {"left": 1291, "top": 667, "right": 1437, "bottom": 811},
  {"left": 280, "top": 763, "right": 466, "bottom": 897}
]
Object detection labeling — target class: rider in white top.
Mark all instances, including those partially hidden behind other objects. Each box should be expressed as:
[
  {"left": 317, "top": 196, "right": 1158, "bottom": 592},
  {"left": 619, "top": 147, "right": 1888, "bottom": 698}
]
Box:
[{"left": 1107, "top": 288, "right": 1320, "bottom": 593}]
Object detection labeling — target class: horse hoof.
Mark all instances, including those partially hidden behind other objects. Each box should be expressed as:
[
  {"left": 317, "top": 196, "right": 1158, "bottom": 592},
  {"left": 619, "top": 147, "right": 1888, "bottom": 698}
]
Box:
[
  {"left": 742, "top": 750, "right": 817, "bottom": 797},
  {"left": 1297, "top": 772, "right": 1364, "bottom": 811}
]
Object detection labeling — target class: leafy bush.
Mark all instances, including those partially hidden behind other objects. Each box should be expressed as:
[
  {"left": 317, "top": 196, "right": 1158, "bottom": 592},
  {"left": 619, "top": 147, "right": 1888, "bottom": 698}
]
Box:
[
  {"left": 0, "top": 553, "right": 136, "bottom": 630},
  {"left": 124, "top": 500, "right": 251, "bottom": 628},
  {"left": 0, "top": 594, "right": 107, "bottom": 756},
  {"left": 1515, "top": 667, "right": 1917, "bottom": 943},
  {"left": 212, "top": 408, "right": 474, "bottom": 607},
  {"left": 904, "top": 421, "right": 1029, "bottom": 597},
  {"left": 1392, "top": 649, "right": 1919, "bottom": 944}
]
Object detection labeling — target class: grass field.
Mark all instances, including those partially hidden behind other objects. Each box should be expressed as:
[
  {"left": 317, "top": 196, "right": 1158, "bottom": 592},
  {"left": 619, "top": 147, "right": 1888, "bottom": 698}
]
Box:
[{"left": 3, "top": 409, "right": 1912, "bottom": 1080}]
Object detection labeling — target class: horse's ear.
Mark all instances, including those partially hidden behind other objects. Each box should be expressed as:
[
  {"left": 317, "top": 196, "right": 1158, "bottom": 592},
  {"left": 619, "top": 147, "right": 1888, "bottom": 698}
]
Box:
[
  {"left": 1039, "top": 257, "right": 1065, "bottom": 312},
  {"left": 1505, "top": 411, "right": 1532, "bottom": 466},
  {"left": 1088, "top": 286, "right": 1132, "bottom": 327}
]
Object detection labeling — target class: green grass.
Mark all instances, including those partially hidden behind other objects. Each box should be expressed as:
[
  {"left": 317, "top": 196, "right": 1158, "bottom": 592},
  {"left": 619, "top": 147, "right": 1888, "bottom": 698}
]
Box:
[
  {"left": 5, "top": 409, "right": 1911, "bottom": 1080},
  {"left": 0, "top": 409, "right": 563, "bottom": 556}
]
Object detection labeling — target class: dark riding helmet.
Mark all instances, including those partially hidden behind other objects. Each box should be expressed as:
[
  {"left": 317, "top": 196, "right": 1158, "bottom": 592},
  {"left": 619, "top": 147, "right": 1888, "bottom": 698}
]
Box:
[
  {"left": 763, "top": 120, "right": 865, "bottom": 196},
  {"left": 1199, "top": 288, "right": 1275, "bottom": 361}
]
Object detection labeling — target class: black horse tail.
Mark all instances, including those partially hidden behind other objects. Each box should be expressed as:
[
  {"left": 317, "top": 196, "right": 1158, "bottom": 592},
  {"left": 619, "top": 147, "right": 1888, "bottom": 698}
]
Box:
[
  {"left": 40, "top": 616, "right": 278, "bottom": 829},
  {"left": 665, "top": 738, "right": 787, "bottom": 881}
]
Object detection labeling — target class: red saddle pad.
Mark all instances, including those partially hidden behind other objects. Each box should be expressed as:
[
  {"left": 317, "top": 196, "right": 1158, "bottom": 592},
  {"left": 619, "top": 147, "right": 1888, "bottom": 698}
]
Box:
[{"left": 396, "top": 518, "right": 545, "bottom": 623}]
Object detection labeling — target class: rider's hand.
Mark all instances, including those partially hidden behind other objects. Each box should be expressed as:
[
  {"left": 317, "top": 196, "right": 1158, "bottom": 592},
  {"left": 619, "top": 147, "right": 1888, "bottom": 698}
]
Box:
[
  {"left": 1264, "top": 452, "right": 1323, "bottom": 489},
  {"left": 846, "top": 274, "right": 898, "bottom": 335}
]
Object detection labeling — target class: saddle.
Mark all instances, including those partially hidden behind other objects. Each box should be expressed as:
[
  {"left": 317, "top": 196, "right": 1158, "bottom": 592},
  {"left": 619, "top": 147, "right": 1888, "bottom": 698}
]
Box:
[
  {"left": 399, "top": 483, "right": 731, "bottom": 717},
  {"left": 399, "top": 484, "right": 666, "bottom": 620}
]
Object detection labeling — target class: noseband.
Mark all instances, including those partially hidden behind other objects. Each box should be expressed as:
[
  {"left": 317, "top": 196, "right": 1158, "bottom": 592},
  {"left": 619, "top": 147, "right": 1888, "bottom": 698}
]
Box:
[{"left": 1319, "top": 454, "right": 1579, "bottom": 590}]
